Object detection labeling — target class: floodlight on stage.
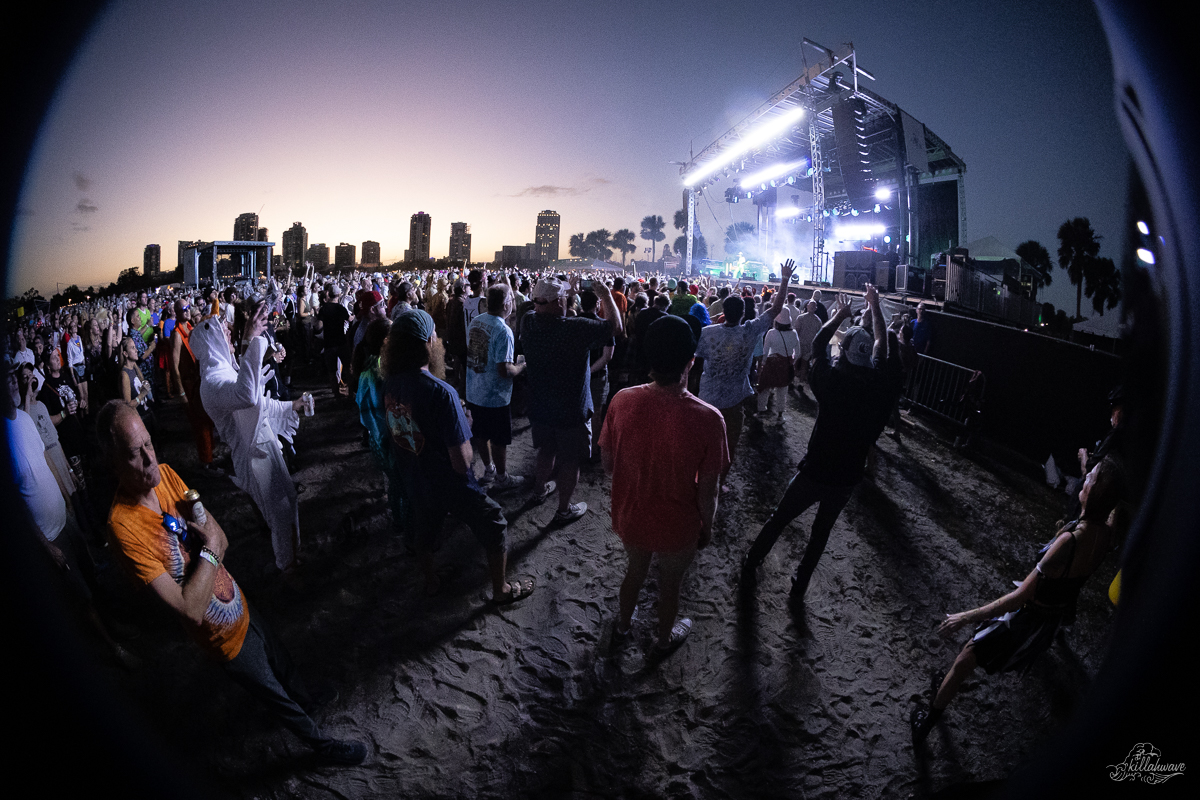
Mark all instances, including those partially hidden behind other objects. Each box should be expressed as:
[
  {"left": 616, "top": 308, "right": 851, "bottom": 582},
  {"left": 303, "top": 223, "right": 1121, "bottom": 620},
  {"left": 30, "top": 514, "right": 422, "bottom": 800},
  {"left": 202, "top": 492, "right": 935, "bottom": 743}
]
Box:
[
  {"left": 874, "top": 204, "right": 881, "bottom": 213},
  {"left": 884, "top": 235, "right": 892, "bottom": 243},
  {"left": 875, "top": 187, "right": 892, "bottom": 201},
  {"left": 850, "top": 209, "right": 859, "bottom": 216},
  {"left": 777, "top": 206, "right": 802, "bottom": 219},
  {"left": 739, "top": 158, "right": 809, "bottom": 190},
  {"left": 834, "top": 223, "right": 886, "bottom": 240},
  {"left": 684, "top": 108, "right": 805, "bottom": 186},
  {"left": 1137, "top": 248, "right": 1156, "bottom": 265},
  {"left": 1136, "top": 220, "right": 1150, "bottom": 235}
]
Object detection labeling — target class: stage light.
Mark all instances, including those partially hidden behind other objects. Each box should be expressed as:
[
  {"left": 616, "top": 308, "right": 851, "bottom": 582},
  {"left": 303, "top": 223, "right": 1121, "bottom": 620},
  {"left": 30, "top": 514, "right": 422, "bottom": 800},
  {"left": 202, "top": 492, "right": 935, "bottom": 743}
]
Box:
[
  {"left": 875, "top": 187, "right": 892, "bottom": 201},
  {"left": 739, "top": 158, "right": 809, "bottom": 189},
  {"left": 851, "top": 209, "right": 859, "bottom": 216},
  {"left": 884, "top": 235, "right": 891, "bottom": 243},
  {"left": 777, "top": 206, "right": 802, "bottom": 219},
  {"left": 1137, "top": 248, "right": 1156, "bottom": 265},
  {"left": 1136, "top": 220, "right": 1150, "bottom": 235},
  {"left": 684, "top": 108, "right": 805, "bottom": 186},
  {"left": 834, "top": 223, "right": 886, "bottom": 240},
  {"left": 874, "top": 204, "right": 881, "bottom": 213}
]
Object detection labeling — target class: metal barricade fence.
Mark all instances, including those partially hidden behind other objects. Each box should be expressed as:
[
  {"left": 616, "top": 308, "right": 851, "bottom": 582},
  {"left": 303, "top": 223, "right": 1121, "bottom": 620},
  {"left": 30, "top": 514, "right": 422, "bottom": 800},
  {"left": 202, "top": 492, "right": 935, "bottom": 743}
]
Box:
[{"left": 905, "top": 353, "right": 979, "bottom": 427}]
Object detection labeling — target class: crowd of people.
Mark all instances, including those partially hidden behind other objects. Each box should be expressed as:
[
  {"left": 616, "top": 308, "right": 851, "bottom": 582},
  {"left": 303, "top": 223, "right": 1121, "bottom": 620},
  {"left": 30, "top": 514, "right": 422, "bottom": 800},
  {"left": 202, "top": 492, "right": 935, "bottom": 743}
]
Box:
[{"left": 3, "top": 259, "right": 1128, "bottom": 767}]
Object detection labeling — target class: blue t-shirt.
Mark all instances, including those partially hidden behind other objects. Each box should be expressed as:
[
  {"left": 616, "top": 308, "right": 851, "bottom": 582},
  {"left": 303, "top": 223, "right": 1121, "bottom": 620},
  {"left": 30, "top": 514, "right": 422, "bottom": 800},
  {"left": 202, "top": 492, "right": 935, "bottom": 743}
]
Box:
[
  {"left": 912, "top": 318, "right": 933, "bottom": 352},
  {"left": 465, "top": 313, "right": 515, "bottom": 408},
  {"left": 383, "top": 369, "right": 474, "bottom": 492}
]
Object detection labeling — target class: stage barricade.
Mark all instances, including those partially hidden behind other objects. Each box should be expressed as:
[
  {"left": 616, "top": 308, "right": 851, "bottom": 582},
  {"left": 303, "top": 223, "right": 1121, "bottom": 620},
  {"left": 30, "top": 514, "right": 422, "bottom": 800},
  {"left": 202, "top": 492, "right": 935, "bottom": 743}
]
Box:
[{"left": 905, "top": 354, "right": 978, "bottom": 428}]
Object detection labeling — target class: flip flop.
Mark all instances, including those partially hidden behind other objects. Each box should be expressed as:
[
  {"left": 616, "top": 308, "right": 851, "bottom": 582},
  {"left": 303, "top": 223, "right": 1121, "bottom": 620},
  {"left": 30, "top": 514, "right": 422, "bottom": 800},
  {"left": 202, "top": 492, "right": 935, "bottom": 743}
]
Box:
[{"left": 490, "top": 575, "right": 536, "bottom": 606}]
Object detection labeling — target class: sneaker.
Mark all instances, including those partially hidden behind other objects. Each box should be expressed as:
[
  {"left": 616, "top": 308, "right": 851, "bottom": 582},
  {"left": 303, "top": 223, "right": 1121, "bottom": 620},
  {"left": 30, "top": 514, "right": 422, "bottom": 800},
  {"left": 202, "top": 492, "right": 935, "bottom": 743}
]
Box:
[
  {"left": 479, "top": 465, "right": 497, "bottom": 484},
  {"left": 316, "top": 738, "right": 368, "bottom": 766},
  {"left": 532, "top": 480, "right": 556, "bottom": 504},
  {"left": 554, "top": 502, "right": 587, "bottom": 523},
  {"left": 491, "top": 473, "right": 527, "bottom": 491},
  {"left": 652, "top": 617, "right": 692, "bottom": 656}
]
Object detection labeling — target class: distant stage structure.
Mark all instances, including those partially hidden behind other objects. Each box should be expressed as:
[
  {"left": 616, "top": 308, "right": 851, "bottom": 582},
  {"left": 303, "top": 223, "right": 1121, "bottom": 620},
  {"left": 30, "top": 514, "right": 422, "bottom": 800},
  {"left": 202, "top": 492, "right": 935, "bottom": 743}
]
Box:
[
  {"left": 182, "top": 240, "right": 275, "bottom": 286},
  {"left": 680, "top": 39, "right": 967, "bottom": 285}
]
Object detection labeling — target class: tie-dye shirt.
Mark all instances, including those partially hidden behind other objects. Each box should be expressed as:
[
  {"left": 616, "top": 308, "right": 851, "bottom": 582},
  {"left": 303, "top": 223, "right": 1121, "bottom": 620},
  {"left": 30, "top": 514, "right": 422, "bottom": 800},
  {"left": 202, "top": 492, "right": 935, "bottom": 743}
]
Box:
[{"left": 108, "top": 464, "right": 249, "bottom": 661}]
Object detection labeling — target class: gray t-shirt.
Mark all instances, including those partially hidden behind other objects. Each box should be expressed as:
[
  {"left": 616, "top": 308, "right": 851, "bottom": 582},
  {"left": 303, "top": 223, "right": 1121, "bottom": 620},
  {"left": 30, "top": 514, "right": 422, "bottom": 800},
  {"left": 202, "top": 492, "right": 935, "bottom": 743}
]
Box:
[{"left": 694, "top": 311, "right": 777, "bottom": 409}]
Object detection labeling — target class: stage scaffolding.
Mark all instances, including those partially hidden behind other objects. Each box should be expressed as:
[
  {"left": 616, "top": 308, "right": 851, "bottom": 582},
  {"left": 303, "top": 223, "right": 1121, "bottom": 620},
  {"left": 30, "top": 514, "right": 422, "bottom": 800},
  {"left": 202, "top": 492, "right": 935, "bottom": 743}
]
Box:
[{"left": 679, "top": 40, "right": 967, "bottom": 284}]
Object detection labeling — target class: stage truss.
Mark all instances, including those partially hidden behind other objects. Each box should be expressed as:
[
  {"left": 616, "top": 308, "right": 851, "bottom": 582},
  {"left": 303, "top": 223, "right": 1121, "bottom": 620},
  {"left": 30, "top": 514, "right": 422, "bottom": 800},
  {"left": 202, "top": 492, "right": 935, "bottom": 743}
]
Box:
[{"left": 680, "top": 40, "right": 967, "bottom": 282}]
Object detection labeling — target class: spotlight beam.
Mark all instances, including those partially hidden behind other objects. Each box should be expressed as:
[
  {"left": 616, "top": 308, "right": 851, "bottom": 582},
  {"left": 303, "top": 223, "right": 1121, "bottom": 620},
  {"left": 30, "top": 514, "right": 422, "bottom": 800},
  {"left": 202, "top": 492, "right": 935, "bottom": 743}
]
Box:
[
  {"left": 740, "top": 159, "right": 809, "bottom": 189},
  {"left": 683, "top": 108, "right": 805, "bottom": 187}
]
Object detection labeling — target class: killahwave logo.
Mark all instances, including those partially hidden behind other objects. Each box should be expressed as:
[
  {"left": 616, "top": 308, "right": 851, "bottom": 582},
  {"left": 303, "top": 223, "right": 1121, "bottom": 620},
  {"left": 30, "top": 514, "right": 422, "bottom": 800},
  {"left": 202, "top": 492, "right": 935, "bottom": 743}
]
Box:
[{"left": 1108, "top": 742, "right": 1186, "bottom": 784}]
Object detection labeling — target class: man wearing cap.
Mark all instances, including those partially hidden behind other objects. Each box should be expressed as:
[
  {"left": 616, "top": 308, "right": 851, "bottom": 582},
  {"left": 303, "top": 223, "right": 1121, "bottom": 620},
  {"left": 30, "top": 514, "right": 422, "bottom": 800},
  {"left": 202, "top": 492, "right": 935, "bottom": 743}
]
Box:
[
  {"left": 600, "top": 316, "right": 728, "bottom": 655},
  {"left": 521, "top": 276, "right": 623, "bottom": 524},
  {"left": 741, "top": 284, "right": 904, "bottom": 604},
  {"left": 382, "top": 310, "right": 533, "bottom": 603},
  {"left": 694, "top": 260, "right": 794, "bottom": 489}
]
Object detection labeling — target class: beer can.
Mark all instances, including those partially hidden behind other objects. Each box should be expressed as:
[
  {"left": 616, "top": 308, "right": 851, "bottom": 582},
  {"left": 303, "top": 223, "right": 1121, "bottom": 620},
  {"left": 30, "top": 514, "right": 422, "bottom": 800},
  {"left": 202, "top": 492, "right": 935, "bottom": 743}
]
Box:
[
  {"left": 183, "top": 489, "right": 208, "bottom": 526},
  {"left": 302, "top": 391, "right": 314, "bottom": 416}
]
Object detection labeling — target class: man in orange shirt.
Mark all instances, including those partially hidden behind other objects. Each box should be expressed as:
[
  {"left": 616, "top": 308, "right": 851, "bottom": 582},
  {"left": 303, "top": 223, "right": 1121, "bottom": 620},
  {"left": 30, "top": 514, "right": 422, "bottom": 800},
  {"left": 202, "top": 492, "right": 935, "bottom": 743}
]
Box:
[{"left": 97, "top": 400, "right": 366, "bottom": 765}]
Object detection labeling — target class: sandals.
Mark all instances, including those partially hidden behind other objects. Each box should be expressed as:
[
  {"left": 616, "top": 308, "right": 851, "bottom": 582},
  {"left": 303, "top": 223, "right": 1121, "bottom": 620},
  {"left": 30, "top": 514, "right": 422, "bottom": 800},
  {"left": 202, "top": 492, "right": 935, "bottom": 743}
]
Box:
[
  {"left": 651, "top": 617, "right": 692, "bottom": 656},
  {"left": 490, "top": 575, "right": 536, "bottom": 606}
]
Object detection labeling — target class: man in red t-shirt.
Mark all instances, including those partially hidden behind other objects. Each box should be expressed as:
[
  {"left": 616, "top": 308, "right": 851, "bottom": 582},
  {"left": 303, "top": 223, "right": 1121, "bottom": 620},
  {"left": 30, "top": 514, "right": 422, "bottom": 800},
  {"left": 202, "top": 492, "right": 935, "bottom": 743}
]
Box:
[{"left": 600, "top": 316, "right": 728, "bottom": 656}]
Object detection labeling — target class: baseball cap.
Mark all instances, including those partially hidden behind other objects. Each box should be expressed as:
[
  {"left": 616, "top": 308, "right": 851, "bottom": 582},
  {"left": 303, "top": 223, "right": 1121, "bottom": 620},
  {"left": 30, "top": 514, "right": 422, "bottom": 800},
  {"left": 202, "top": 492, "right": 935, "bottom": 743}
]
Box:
[{"left": 839, "top": 326, "right": 874, "bottom": 368}]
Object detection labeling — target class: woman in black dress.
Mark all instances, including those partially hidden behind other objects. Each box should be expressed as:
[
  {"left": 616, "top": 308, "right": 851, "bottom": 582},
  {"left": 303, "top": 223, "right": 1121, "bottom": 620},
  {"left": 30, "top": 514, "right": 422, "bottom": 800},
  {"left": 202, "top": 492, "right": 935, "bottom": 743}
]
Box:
[{"left": 911, "top": 455, "right": 1127, "bottom": 744}]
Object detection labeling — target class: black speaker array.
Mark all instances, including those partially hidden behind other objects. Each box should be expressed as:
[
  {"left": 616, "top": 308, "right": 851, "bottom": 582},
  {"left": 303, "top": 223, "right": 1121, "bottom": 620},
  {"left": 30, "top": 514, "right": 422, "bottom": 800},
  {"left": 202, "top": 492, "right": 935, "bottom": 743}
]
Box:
[{"left": 831, "top": 97, "right": 873, "bottom": 208}]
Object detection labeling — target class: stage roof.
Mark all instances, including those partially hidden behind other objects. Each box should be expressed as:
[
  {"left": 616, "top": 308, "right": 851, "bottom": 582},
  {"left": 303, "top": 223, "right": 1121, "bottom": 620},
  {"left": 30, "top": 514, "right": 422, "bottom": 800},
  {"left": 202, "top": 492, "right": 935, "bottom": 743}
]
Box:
[{"left": 682, "top": 43, "right": 966, "bottom": 205}]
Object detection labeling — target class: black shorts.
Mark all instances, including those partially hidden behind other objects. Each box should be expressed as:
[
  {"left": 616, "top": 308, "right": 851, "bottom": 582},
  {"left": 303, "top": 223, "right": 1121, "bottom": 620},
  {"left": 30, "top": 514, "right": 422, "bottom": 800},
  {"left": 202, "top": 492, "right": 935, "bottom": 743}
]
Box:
[{"left": 467, "top": 403, "right": 512, "bottom": 446}]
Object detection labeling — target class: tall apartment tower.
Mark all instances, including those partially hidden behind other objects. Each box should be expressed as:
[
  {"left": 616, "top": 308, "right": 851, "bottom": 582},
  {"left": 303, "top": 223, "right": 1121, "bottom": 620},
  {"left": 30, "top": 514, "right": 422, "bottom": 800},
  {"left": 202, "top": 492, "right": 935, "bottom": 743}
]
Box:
[
  {"left": 256, "top": 227, "right": 268, "bottom": 242},
  {"left": 306, "top": 243, "right": 329, "bottom": 271},
  {"left": 448, "top": 222, "right": 471, "bottom": 263},
  {"left": 233, "top": 212, "right": 260, "bottom": 241},
  {"left": 361, "top": 240, "right": 381, "bottom": 267},
  {"left": 407, "top": 212, "right": 432, "bottom": 262},
  {"left": 334, "top": 242, "right": 357, "bottom": 269},
  {"left": 281, "top": 222, "right": 308, "bottom": 268},
  {"left": 536, "top": 210, "right": 560, "bottom": 263},
  {"left": 143, "top": 244, "right": 161, "bottom": 277}
]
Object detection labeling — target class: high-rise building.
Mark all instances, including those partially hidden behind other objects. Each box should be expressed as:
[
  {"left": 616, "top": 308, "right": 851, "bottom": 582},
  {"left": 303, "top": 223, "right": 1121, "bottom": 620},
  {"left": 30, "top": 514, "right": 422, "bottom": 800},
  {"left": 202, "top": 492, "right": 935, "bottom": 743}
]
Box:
[
  {"left": 256, "top": 227, "right": 268, "bottom": 243},
  {"left": 306, "top": 243, "right": 329, "bottom": 271},
  {"left": 536, "top": 210, "right": 560, "bottom": 263},
  {"left": 282, "top": 222, "right": 308, "bottom": 268},
  {"left": 334, "top": 242, "right": 357, "bottom": 269},
  {"left": 448, "top": 222, "right": 471, "bottom": 263},
  {"left": 178, "top": 240, "right": 200, "bottom": 271},
  {"left": 361, "top": 240, "right": 381, "bottom": 267},
  {"left": 233, "top": 212, "right": 260, "bottom": 242},
  {"left": 407, "top": 212, "right": 431, "bottom": 262},
  {"left": 143, "top": 244, "right": 161, "bottom": 277}
]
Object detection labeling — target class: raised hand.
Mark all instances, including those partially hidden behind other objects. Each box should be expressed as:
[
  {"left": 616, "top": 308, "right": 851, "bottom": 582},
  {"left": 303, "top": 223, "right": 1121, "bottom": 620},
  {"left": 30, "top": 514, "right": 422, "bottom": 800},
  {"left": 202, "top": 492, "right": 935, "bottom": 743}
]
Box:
[
  {"left": 863, "top": 283, "right": 879, "bottom": 306},
  {"left": 779, "top": 258, "right": 796, "bottom": 283}
]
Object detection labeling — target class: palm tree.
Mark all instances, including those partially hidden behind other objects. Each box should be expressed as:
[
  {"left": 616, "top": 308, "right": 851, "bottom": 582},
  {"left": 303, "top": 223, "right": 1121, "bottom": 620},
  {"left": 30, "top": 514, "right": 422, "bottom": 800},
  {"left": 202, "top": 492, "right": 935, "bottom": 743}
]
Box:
[
  {"left": 640, "top": 215, "right": 666, "bottom": 262},
  {"left": 1015, "top": 239, "right": 1053, "bottom": 301},
  {"left": 1085, "top": 256, "right": 1122, "bottom": 315},
  {"left": 1057, "top": 218, "right": 1101, "bottom": 320},
  {"left": 725, "top": 221, "right": 756, "bottom": 256},
  {"left": 585, "top": 229, "right": 613, "bottom": 262},
  {"left": 674, "top": 207, "right": 689, "bottom": 231},
  {"left": 568, "top": 233, "right": 588, "bottom": 259},
  {"left": 612, "top": 229, "right": 637, "bottom": 266}
]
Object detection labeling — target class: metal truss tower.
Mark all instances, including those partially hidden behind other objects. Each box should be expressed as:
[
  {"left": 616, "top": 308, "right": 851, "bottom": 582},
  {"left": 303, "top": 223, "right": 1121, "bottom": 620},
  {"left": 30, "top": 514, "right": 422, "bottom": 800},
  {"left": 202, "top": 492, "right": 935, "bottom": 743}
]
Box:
[{"left": 809, "top": 118, "right": 826, "bottom": 281}]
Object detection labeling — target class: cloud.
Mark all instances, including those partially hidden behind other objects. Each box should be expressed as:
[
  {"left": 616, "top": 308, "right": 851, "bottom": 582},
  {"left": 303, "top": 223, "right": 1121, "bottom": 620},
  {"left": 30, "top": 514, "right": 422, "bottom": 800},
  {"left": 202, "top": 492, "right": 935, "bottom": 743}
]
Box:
[
  {"left": 76, "top": 199, "right": 98, "bottom": 214},
  {"left": 511, "top": 177, "right": 611, "bottom": 197},
  {"left": 74, "top": 173, "right": 92, "bottom": 192},
  {"left": 72, "top": 223, "right": 90, "bottom": 232}
]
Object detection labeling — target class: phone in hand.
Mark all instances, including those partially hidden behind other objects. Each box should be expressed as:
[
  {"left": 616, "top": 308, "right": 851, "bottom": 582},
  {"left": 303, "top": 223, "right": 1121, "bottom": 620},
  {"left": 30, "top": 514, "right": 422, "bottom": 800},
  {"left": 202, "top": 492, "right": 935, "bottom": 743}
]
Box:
[{"left": 580, "top": 279, "right": 593, "bottom": 290}]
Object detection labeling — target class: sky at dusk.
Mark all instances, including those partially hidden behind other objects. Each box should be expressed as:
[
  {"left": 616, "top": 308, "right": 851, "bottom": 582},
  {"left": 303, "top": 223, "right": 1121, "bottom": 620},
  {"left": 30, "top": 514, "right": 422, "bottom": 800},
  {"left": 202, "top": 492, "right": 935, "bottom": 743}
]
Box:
[{"left": 9, "top": 0, "right": 1128, "bottom": 326}]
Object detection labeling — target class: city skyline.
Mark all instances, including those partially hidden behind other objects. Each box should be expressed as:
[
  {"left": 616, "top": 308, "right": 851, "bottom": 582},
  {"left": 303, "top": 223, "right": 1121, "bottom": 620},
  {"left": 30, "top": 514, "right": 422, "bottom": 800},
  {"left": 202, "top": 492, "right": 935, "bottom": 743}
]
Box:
[{"left": 9, "top": 0, "right": 1127, "bottom": 327}]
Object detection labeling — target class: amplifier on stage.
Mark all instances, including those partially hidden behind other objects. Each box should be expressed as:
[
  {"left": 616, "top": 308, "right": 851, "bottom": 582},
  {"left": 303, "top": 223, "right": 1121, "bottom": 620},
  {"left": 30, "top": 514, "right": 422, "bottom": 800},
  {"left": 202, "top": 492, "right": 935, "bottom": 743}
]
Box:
[{"left": 832, "top": 251, "right": 879, "bottom": 291}]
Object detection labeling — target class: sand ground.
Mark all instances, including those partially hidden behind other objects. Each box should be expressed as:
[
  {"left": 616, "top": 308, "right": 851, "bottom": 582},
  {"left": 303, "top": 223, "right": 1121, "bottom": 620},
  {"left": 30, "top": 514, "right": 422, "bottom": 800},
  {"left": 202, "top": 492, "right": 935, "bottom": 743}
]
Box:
[{"left": 101, "top": 371, "right": 1118, "bottom": 799}]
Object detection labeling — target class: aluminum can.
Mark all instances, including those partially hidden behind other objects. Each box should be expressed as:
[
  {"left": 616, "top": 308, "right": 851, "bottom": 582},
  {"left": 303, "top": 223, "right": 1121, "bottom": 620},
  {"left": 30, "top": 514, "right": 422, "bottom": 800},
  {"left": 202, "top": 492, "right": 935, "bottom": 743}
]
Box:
[
  {"left": 302, "top": 391, "right": 314, "bottom": 416},
  {"left": 183, "top": 489, "right": 208, "bottom": 526}
]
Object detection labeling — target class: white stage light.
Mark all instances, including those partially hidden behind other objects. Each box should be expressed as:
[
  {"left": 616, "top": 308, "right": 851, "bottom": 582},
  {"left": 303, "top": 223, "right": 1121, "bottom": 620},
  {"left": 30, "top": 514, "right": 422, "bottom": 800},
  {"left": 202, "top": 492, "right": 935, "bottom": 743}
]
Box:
[
  {"left": 1137, "top": 248, "right": 1156, "bottom": 265},
  {"left": 776, "top": 206, "right": 802, "bottom": 219},
  {"left": 875, "top": 187, "right": 892, "bottom": 200},
  {"left": 684, "top": 108, "right": 805, "bottom": 186},
  {"left": 884, "top": 235, "right": 891, "bottom": 243},
  {"left": 1136, "top": 220, "right": 1150, "bottom": 235},
  {"left": 834, "top": 223, "right": 886, "bottom": 240},
  {"left": 739, "top": 158, "right": 809, "bottom": 190}
]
